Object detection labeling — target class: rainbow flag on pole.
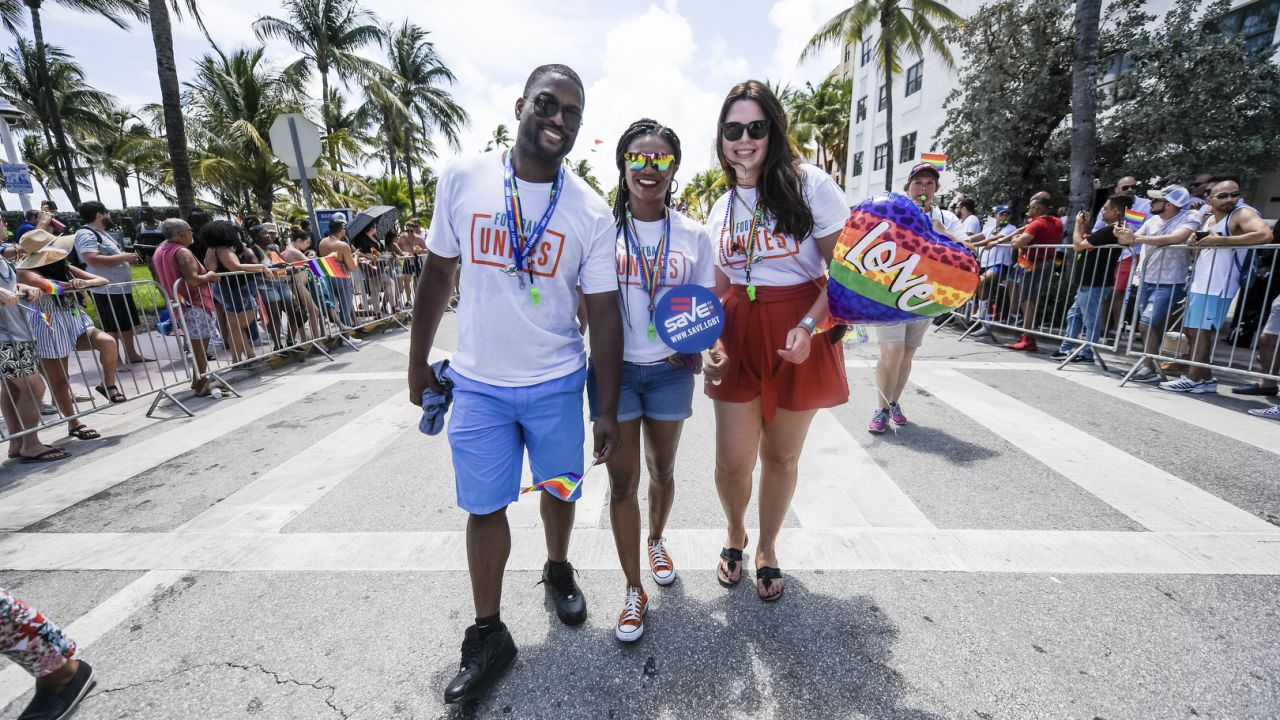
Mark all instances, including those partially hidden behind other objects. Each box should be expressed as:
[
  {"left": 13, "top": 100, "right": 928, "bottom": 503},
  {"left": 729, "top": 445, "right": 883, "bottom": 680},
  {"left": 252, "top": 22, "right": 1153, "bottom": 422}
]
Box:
[
  {"left": 1123, "top": 209, "right": 1146, "bottom": 229},
  {"left": 31, "top": 277, "right": 64, "bottom": 295},
  {"left": 521, "top": 473, "right": 583, "bottom": 502},
  {"left": 301, "top": 255, "right": 350, "bottom": 279},
  {"left": 920, "top": 153, "right": 948, "bottom": 172}
]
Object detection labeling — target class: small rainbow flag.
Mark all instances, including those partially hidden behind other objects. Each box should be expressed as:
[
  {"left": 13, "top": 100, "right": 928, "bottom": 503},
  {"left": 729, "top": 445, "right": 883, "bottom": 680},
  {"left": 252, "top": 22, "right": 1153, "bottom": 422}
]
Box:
[
  {"left": 521, "top": 473, "right": 583, "bottom": 502},
  {"left": 301, "top": 255, "right": 350, "bottom": 279},
  {"left": 40, "top": 311, "right": 52, "bottom": 327},
  {"left": 32, "top": 277, "right": 64, "bottom": 295},
  {"left": 1123, "top": 209, "right": 1146, "bottom": 229},
  {"left": 920, "top": 152, "right": 947, "bottom": 172}
]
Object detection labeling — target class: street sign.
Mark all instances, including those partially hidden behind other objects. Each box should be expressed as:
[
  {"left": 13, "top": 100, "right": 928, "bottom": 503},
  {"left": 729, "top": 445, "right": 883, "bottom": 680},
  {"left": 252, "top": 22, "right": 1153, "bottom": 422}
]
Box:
[
  {"left": 1, "top": 163, "right": 33, "bottom": 194},
  {"left": 287, "top": 164, "right": 318, "bottom": 181},
  {"left": 315, "top": 209, "right": 354, "bottom": 238},
  {"left": 268, "top": 113, "right": 322, "bottom": 169}
]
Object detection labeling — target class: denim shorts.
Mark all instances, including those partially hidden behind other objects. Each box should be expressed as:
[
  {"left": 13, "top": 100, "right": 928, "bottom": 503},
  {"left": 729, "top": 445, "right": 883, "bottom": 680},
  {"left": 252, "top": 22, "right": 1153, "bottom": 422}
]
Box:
[
  {"left": 1184, "top": 292, "right": 1231, "bottom": 331},
  {"left": 587, "top": 358, "right": 695, "bottom": 423},
  {"left": 445, "top": 365, "right": 587, "bottom": 515},
  {"left": 1138, "top": 283, "right": 1185, "bottom": 327}
]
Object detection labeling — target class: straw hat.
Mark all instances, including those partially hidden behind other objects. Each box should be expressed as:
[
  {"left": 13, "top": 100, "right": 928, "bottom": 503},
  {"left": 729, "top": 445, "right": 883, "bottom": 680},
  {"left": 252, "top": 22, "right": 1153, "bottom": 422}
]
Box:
[
  {"left": 16, "top": 235, "right": 74, "bottom": 270},
  {"left": 18, "top": 229, "right": 59, "bottom": 254}
]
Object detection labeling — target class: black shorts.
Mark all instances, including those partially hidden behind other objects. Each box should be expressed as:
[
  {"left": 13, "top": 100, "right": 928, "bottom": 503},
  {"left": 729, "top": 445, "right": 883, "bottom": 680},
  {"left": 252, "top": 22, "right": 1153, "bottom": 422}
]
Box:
[{"left": 91, "top": 292, "right": 140, "bottom": 332}]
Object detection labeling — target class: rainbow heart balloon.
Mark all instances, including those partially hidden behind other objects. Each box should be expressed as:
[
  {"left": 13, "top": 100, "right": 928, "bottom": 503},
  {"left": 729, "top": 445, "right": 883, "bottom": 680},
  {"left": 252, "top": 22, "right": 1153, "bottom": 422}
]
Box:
[{"left": 828, "top": 193, "right": 980, "bottom": 325}]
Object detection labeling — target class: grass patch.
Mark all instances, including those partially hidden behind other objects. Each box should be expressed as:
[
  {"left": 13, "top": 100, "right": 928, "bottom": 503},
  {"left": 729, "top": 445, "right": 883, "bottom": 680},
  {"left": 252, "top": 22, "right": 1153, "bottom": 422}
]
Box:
[{"left": 81, "top": 265, "right": 169, "bottom": 325}]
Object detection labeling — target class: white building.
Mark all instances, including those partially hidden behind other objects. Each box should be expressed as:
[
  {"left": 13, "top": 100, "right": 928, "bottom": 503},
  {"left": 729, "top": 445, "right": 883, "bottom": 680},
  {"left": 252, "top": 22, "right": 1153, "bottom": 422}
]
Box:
[{"left": 840, "top": 0, "right": 1280, "bottom": 217}]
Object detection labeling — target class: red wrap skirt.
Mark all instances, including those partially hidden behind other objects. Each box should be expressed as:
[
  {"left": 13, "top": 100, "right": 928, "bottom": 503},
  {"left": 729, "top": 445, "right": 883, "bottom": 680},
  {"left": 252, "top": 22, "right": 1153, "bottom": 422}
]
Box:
[{"left": 705, "top": 281, "right": 849, "bottom": 424}]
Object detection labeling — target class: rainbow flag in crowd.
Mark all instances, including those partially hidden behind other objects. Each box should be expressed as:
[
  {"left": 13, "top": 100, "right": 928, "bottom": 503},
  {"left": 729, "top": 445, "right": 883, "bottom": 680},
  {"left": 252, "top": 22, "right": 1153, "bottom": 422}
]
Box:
[
  {"left": 301, "top": 255, "right": 350, "bottom": 279},
  {"left": 1124, "top": 209, "right": 1146, "bottom": 229},
  {"left": 521, "top": 473, "right": 583, "bottom": 502},
  {"left": 31, "top": 277, "right": 64, "bottom": 295},
  {"left": 920, "top": 152, "right": 947, "bottom": 172}
]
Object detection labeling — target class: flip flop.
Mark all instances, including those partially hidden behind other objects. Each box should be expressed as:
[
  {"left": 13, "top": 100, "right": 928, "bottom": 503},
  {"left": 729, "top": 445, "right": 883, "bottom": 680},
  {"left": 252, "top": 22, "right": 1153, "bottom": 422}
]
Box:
[
  {"left": 67, "top": 426, "right": 100, "bottom": 440},
  {"left": 756, "top": 566, "right": 785, "bottom": 602},
  {"left": 716, "top": 534, "right": 749, "bottom": 588},
  {"left": 21, "top": 447, "right": 70, "bottom": 464}
]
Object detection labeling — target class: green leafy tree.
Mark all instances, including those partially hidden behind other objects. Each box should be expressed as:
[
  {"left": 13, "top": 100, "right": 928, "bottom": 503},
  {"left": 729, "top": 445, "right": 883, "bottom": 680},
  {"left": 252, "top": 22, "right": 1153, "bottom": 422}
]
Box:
[
  {"left": 145, "top": 0, "right": 206, "bottom": 215},
  {"left": 566, "top": 157, "right": 604, "bottom": 197},
  {"left": 803, "top": 0, "right": 961, "bottom": 190},
  {"left": 363, "top": 174, "right": 411, "bottom": 217}
]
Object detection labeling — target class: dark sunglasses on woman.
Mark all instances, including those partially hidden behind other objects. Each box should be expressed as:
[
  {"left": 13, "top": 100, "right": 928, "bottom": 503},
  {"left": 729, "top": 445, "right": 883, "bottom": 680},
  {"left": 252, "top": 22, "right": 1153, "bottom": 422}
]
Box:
[
  {"left": 527, "top": 93, "right": 583, "bottom": 130},
  {"left": 720, "top": 119, "right": 770, "bottom": 141}
]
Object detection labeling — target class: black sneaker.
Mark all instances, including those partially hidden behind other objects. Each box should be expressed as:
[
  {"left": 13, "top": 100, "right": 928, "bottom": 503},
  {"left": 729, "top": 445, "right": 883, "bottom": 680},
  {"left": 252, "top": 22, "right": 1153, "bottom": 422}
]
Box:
[
  {"left": 1050, "top": 351, "right": 1070, "bottom": 360},
  {"left": 443, "top": 624, "right": 517, "bottom": 704},
  {"left": 1232, "top": 384, "right": 1279, "bottom": 397},
  {"left": 542, "top": 560, "right": 587, "bottom": 625},
  {"left": 18, "top": 659, "right": 95, "bottom": 720},
  {"left": 1069, "top": 354, "right": 1093, "bottom": 363}
]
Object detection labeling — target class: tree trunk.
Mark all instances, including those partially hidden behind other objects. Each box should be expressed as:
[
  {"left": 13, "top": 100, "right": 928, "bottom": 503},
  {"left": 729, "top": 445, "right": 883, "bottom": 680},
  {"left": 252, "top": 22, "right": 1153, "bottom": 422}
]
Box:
[
  {"left": 91, "top": 170, "right": 100, "bottom": 201},
  {"left": 404, "top": 140, "right": 418, "bottom": 216},
  {"left": 27, "top": 3, "right": 80, "bottom": 206},
  {"left": 116, "top": 173, "right": 128, "bottom": 209},
  {"left": 136, "top": 171, "right": 144, "bottom": 203},
  {"left": 881, "top": 41, "right": 895, "bottom": 192},
  {"left": 148, "top": 0, "right": 197, "bottom": 217},
  {"left": 1069, "top": 0, "right": 1102, "bottom": 220},
  {"left": 320, "top": 70, "right": 331, "bottom": 135}
]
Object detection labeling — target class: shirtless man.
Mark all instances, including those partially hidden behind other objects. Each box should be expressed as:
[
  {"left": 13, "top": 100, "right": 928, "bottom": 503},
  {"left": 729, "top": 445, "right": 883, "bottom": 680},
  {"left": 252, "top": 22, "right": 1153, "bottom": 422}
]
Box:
[{"left": 317, "top": 219, "right": 358, "bottom": 328}]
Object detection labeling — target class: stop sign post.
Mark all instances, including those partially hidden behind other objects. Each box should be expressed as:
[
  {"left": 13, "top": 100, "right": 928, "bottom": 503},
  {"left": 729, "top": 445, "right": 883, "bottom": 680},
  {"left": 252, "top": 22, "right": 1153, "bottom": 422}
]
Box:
[{"left": 269, "top": 113, "right": 323, "bottom": 244}]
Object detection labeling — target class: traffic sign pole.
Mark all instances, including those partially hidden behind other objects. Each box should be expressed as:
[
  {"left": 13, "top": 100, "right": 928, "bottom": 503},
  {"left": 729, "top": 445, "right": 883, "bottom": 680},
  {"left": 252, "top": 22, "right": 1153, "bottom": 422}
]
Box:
[{"left": 287, "top": 116, "right": 321, "bottom": 244}]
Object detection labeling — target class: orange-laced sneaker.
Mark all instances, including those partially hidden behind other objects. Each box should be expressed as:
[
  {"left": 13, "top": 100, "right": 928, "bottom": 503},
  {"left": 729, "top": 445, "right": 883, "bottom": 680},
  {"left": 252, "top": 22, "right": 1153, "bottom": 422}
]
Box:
[
  {"left": 648, "top": 538, "right": 677, "bottom": 586},
  {"left": 615, "top": 586, "right": 648, "bottom": 643}
]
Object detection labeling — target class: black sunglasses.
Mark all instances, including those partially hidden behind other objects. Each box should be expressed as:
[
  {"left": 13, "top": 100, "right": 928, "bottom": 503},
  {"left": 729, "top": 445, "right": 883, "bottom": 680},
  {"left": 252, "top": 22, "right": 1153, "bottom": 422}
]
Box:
[
  {"left": 1213, "top": 190, "right": 1241, "bottom": 200},
  {"left": 1119, "top": 184, "right": 1136, "bottom": 191},
  {"left": 720, "top": 120, "right": 770, "bottom": 142},
  {"left": 527, "top": 93, "right": 583, "bottom": 130}
]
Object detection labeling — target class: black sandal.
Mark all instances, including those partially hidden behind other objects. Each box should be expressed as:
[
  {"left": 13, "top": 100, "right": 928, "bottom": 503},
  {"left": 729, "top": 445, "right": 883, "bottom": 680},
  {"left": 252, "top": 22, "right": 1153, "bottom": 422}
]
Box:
[
  {"left": 68, "top": 426, "right": 100, "bottom": 440},
  {"left": 756, "top": 566, "right": 785, "bottom": 602},
  {"left": 21, "top": 447, "right": 70, "bottom": 463},
  {"left": 717, "top": 534, "right": 749, "bottom": 588},
  {"left": 94, "top": 385, "right": 127, "bottom": 403}
]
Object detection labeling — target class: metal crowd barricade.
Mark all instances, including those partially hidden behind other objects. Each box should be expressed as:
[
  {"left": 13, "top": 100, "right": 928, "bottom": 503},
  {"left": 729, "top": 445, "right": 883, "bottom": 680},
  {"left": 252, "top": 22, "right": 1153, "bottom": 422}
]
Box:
[
  {"left": 0, "top": 279, "right": 194, "bottom": 442},
  {"left": 347, "top": 255, "right": 413, "bottom": 333},
  {"left": 950, "top": 243, "right": 1136, "bottom": 371},
  {"left": 1121, "top": 242, "right": 1280, "bottom": 387}
]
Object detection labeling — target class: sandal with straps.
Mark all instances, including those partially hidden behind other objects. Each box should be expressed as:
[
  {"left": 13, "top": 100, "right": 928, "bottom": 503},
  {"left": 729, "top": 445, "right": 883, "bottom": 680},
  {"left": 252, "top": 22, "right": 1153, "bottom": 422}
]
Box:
[
  {"left": 716, "top": 534, "right": 749, "bottom": 588},
  {"left": 756, "top": 566, "right": 785, "bottom": 602},
  {"left": 94, "top": 384, "right": 127, "bottom": 404},
  {"left": 68, "top": 426, "right": 100, "bottom": 440}
]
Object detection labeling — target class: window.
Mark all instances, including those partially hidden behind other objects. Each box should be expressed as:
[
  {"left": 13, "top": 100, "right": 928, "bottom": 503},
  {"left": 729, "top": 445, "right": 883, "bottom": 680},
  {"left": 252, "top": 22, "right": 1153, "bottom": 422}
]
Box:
[
  {"left": 843, "top": 70, "right": 850, "bottom": 82},
  {"left": 873, "top": 143, "right": 890, "bottom": 170},
  {"left": 844, "top": 43, "right": 852, "bottom": 63},
  {"left": 1211, "top": 0, "right": 1280, "bottom": 55},
  {"left": 905, "top": 61, "right": 924, "bottom": 96},
  {"left": 877, "top": 85, "right": 888, "bottom": 111},
  {"left": 899, "top": 132, "right": 917, "bottom": 163},
  {"left": 852, "top": 151, "right": 864, "bottom": 177},
  {"left": 1096, "top": 53, "right": 1135, "bottom": 108},
  {"left": 860, "top": 41, "right": 872, "bottom": 66},
  {"left": 855, "top": 96, "right": 867, "bottom": 123}
]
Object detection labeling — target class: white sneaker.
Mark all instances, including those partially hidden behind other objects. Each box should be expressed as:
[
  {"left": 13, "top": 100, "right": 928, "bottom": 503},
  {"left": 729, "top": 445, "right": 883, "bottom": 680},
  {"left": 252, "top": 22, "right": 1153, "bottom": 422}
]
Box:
[
  {"left": 1248, "top": 405, "right": 1280, "bottom": 421},
  {"left": 647, "top": 538, "right": 676, "bottom": 586},
  {"left": 614, "top": 586, "right": 647, "bottom": 643},
  {"left": 1159, "top": 376, "right": 1218, "bottom": 394}
]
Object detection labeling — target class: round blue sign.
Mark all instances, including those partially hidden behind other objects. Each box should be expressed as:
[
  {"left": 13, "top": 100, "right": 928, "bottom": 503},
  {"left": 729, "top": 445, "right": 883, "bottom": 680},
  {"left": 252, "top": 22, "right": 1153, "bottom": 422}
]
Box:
[{"left": 654, "top": 284, "right": 725, "bottom": 353}]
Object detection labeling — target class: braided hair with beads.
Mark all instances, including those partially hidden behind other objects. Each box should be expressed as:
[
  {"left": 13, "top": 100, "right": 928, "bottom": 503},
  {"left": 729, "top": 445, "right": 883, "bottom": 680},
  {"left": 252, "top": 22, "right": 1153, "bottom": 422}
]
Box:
[{"left": 611, "top": 118, "right": 682, "bottom": 234}]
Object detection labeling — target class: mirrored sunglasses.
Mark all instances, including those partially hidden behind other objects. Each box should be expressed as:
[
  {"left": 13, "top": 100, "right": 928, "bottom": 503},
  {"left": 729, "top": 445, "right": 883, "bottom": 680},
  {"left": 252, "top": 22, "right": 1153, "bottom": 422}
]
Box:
[{"left": 623, "top": 152, "right": 675, "bottom": 173}]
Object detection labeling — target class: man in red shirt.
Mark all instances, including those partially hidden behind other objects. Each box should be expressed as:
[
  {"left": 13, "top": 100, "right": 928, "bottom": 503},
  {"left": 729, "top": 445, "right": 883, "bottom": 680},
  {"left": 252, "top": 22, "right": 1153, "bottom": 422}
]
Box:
[{"left": 1008, "top": 194, "right": 1064, "bottom": 351}]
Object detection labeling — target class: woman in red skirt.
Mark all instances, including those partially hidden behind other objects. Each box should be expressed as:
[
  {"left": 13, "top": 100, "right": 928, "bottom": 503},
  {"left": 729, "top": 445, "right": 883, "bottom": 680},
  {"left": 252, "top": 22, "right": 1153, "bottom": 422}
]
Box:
[{"left": 703, "top": 80, "right": 850, "bottom": 601}]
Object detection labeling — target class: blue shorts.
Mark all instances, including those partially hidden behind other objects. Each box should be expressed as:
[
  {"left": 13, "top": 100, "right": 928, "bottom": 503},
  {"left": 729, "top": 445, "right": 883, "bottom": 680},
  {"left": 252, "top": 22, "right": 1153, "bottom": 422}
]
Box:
[
  {"left": 587, "top": 359, "right": 695, "bottom": 423},
  {"left": 1138, "top": 283, "right": 1185, "bottom": 327},
  {"left": 445, "top": 365, "right": 587, "bottom": 515},
  {"left": 1184, "top": 292, "right": 1231, "bottom": 330}
]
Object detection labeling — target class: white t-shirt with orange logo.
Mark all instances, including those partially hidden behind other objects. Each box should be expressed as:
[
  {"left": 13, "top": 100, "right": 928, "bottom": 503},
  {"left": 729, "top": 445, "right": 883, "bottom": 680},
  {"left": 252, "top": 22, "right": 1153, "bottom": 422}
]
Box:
[
  {"left": 705, "top": 164, "right": 850, "bottom": 286},
  {"left": 614, "top": 210, "right": 716, "bottom": 364},
  {"left": 427, "top": 152, "right": 617, "bottom": 387}
]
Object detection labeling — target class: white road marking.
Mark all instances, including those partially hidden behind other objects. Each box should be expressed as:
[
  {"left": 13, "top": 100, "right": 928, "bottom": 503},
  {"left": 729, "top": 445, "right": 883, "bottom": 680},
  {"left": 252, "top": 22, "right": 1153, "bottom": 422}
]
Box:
[
  {"left": 910, "top": 367, "right": 1279, "bottom": 534},
  {"left": 844, "top": 357, "right": 1044, "bottom": 370},
  {"left": 791, "top": 410, "right": 934, "bottom": 528},
  {"left": 0, "top": 529, "right": 1276, "bottom": 575}
]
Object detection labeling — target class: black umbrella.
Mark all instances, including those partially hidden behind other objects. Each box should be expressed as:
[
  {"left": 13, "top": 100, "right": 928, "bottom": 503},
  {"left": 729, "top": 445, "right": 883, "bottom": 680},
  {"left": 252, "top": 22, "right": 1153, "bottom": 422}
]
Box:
[{"left": 347, "top": 205, "right": 399, "bottom": 240}]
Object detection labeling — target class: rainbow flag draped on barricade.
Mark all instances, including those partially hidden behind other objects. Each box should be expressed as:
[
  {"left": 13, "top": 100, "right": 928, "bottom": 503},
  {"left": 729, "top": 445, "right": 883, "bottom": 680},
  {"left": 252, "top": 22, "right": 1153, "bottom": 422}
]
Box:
[
  {"left": 1124, "top": 209, "right": 1147, "bottom": 229},
  {"left": 30, "top": 277, "right": 64, "bottom": 296},
  {"left": 297, "top": 255, "right": 350, "bottom": 279}
]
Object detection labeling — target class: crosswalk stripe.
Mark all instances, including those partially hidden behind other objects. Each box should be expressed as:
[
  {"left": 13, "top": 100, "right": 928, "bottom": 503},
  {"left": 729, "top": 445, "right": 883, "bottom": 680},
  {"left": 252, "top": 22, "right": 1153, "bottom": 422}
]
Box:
[
  {"left": 1, "top": 529, "right": 1276, "bottom": 575},
  {"left": 910, "top": 367, "right": 1278, "bottom": 534},
  {"left": 791, "top": 409, "right": 934, "bottom": 528},
  {"left": 0, "top": 376, "right": 337, "bottom": 531},
  {"left": 180, "top": 391, "right": 420, "bottom": 533}
]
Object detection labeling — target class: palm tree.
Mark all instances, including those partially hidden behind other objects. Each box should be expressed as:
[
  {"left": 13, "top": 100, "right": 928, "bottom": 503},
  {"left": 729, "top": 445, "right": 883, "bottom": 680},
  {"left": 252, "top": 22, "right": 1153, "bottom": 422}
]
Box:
[
  {"left": 484, "top": 123, "right": 511, "bottom": 152},
  {"left": 566, "top": 158, "right": 603, "bottom": 196},
  {"left": 80, "top": 106, "right": 158, "bottom": 208},
  {"left": 21, "top": 0, "right": 146, "bottom": 205},
  {"left": 364, "top": 20, "right": 467, "bottom": 215},
  {"left": 1068, "top": 0, "right": 1103, "bottom": 220},
  {"left": 803, "top": 0, "right": 961, "bottom": 191},
  {"left": 252, "top": 0, "right": 384, "bottom": 134},
  {"left": 681, "top": 167, "right": 727, "bottom": 220},
  {"left": 19, "top": 134, "right": 57, "bottom": 200},
  {"left": 363, "top": 174, "right": 410, "bottom": 217},
  {"left": 145, "top": 0, "right": 206, "bottom": 216}
]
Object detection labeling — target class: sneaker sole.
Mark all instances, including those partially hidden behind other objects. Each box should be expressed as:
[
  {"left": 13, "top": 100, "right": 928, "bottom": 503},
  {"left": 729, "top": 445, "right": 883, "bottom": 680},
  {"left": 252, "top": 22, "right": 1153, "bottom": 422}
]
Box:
[
  {"left": 1188, "top": 385, "right": 1218, "bottom": 394},
  {"left": 890, "top": 418, "right": 908, "bottom": 426},
  {"left": 867, "top": 426, "right": 886, "bottom": 434},
  {"left": 615, "top": 623, "right": 645, "bottom": 642},
  {"left": 53, "top": 667, "right": 96, "bottom": 720},
  {"left": 651, "top": 570, "right": 677, "bottom": 586}
]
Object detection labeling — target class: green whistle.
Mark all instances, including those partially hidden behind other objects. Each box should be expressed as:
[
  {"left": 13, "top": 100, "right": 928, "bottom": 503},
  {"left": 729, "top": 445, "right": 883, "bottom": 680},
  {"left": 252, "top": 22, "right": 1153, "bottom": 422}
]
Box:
[
  {"left": 747, "top": 284, "right": 757, "bottom": 302},
  {"left": 530, "top": 286, "right": 541, "bottom": 305}
]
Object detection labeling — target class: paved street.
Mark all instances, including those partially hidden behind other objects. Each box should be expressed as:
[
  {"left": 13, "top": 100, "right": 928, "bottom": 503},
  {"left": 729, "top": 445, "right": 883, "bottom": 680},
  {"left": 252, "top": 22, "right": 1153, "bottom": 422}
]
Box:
[{"left": 0, "top": 317, "right": 1276, "bottom": 720}]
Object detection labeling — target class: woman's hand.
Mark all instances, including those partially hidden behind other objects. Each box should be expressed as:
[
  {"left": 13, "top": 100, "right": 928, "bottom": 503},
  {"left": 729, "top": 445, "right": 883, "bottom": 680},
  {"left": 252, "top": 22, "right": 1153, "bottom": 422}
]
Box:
[
  {"left": 777, "top": 327, "right": 812, "bottom": 365},
  {"left": 704, "top": 341, "right": 729, "bottom": 382}
]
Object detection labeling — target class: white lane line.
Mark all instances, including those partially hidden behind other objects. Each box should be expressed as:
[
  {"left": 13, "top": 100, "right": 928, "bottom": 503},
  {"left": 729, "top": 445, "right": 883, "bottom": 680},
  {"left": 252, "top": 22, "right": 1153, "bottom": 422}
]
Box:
[
  {"left": 0, "top": 569, "right": 187, "bottom": 709},
  {"left": 791, "top": 410, "right": 934, "bottom": 528},
  {"left": 911, "top": 367, "right": 1279, "bottom": 534},
  {"left": 844, "top": 358, "right": 1044, "bottom": 370},
  {"left": 1, "top": 529, "right": 1277, "bottom": 575},
  {"left": 180, "top": 392, "right": 420, "bottom": 533},
  {"left": 0, "top": 376, "right": 337, "bottom": 531},
  {"left": 1047, "top": 367, "right": 1280, "bottom": 456}
]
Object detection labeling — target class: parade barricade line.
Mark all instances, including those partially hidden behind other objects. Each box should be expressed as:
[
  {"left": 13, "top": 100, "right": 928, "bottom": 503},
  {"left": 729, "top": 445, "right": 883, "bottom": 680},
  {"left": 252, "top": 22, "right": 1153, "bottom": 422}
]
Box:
[
  {"left": 1119, "top": 243, "right": 1280, "bottom": 387},
  {"left": 1, "top": 279, "right": 195, "bottom": 442},
  {"left": 345, "top": 255, "right": 414, "bottom": 334}
]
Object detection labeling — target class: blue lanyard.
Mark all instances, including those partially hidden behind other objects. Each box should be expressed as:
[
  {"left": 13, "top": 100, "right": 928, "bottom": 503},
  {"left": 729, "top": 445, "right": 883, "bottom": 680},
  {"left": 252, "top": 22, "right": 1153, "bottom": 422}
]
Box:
[{"left": 503, "top": 154, "right": 564, "bottom": 297}]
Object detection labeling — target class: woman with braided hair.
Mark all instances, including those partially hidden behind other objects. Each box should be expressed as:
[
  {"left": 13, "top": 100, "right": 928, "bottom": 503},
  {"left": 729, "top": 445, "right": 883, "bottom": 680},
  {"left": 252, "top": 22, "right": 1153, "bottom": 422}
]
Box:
[{"left": 586, "top": 119, "right": 715, "bottom": 643}]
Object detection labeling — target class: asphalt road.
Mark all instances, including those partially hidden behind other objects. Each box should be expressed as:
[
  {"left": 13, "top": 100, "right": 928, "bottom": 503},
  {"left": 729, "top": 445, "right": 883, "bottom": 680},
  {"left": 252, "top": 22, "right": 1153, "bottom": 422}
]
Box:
[{"left": 0, "top": 316, "right": 1276, "bottom": 720}]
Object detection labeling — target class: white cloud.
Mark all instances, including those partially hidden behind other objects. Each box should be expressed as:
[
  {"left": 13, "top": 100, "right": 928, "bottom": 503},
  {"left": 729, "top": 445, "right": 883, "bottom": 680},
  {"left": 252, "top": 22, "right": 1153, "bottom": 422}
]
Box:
[{"left": 767, "top": 0, "right": 849, "bottom": 87}]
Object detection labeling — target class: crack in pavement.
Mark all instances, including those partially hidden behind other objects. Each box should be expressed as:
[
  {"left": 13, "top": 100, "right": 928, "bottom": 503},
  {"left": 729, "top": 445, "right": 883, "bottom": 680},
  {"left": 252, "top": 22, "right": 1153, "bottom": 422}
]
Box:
[{"left": 92, "top": 661, "right": 350, "bottom": 718}]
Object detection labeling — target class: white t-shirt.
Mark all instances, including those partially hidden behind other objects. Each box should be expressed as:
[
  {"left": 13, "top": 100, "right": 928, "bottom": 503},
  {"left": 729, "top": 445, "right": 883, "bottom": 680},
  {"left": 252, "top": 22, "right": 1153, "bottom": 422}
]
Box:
[
  {"left": 427, "top": 152, "right": 617, "bottom": 386},
  {"left": 962, "top": 214, "right": 982, "bottom": 237},
  {"left": 705, "top": 164, "right": 849, "bottom": 286},
  {"left": 1189, "top": 208, "right": 1249, "bottom": 298},
  {"left": 615, "top": 210, "right": 716, "bottom": 364},
  {"left": 1134, "top": 211, "right": 1198, "bottom": 286},
  {"left": 925, "top": 206, "right": 966, "bottom": 240},
  {"left": 980, "top": 220, "right": 1017, "bottom": 268}
]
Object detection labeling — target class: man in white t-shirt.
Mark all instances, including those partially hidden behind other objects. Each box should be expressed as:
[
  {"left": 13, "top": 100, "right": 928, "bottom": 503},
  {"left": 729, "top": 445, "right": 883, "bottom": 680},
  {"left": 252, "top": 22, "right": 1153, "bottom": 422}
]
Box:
[
  {"left": 970, "top": 205, "right": 1017, "bottom": 329},
  {"left": 407, "top": 64, "right": 623, "bottom": 704},
  {"left": 1160, "top": 179, "right": 1274, "bottom": 393}
]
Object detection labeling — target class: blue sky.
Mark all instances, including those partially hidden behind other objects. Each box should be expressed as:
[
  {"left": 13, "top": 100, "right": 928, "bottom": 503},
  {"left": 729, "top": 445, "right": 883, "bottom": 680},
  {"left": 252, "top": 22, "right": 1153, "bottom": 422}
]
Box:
[{"left": 8, "top": 0, "right": 849, "bottom": 210}]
